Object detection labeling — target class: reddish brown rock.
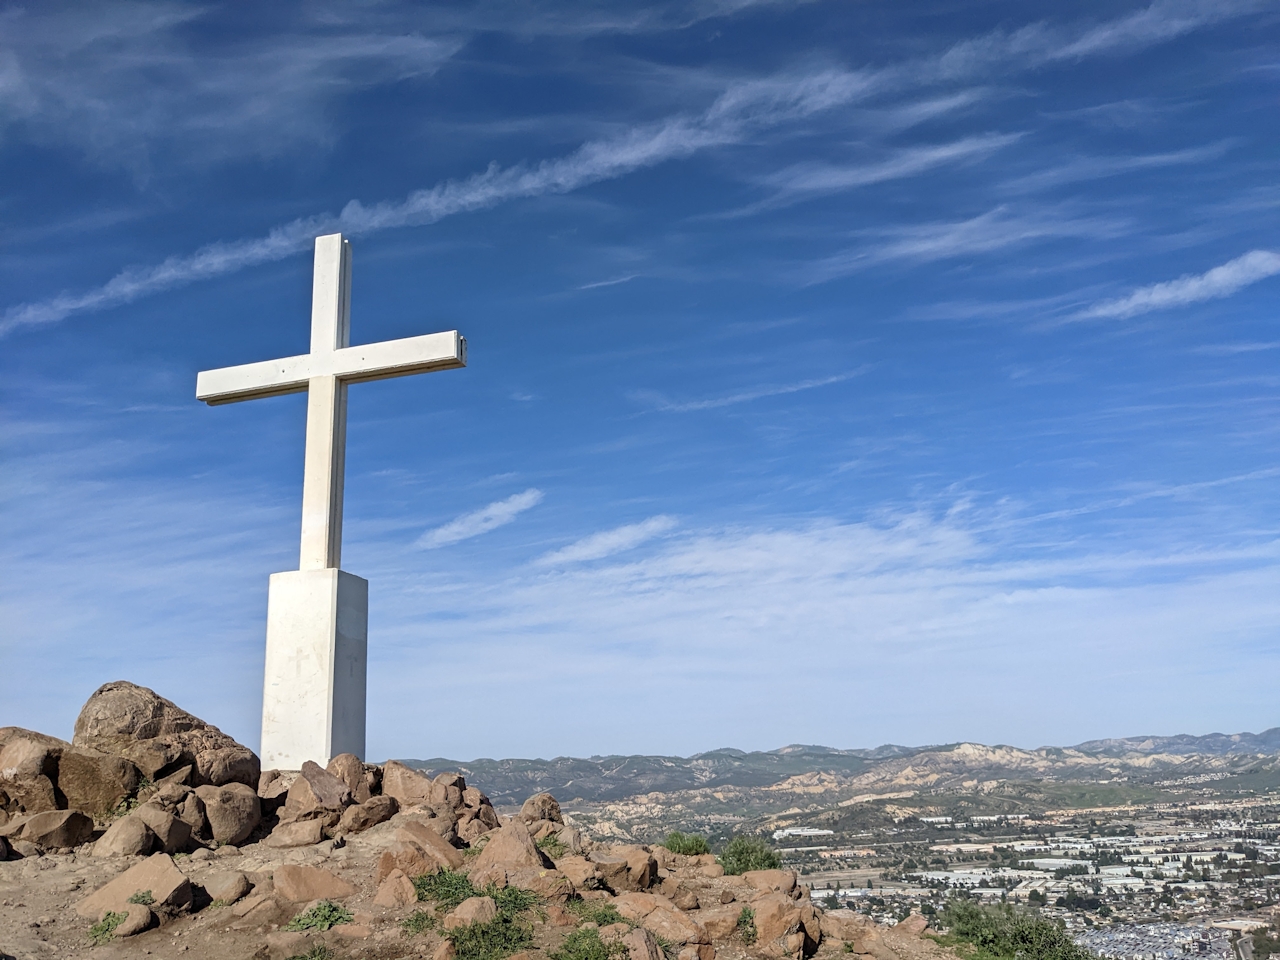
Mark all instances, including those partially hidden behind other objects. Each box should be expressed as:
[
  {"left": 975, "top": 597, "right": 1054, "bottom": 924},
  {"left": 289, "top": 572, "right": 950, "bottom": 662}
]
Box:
[
  {"left": 337, "top": 794, "right": 398, "bottom": 835},
  {"left": 281, "top": 760, "right": 352, "bottom": 822},
  {"left": 133, "top": 802, "right": 192, "bottom": 854},
  {"left": 469, "top": 816, "right": 551, "bottom": 875},
  {"left": 77, "top": 853, "right": 193, "bottom": 920},
  {"left": 273, "top": 864, "right": 358, "bottom": 902},
  {"left": 381, "top": 760, "right": 434, "bottom": 806},
  {"left": 557, "top": 855, "right": 603, "bottom": 890},
  {"left": 55, "top": 748, "right": 142, "bottom": 815},
  {"left": 374, "top": 868, "right": 418, "bottom": 908},
  {"left": 622, "top": 927, "right": 665, "bottom": 960},
  {"left": 195, "top": 781, "right": 261, "bottom": 845},
  {"left": 643, "top": 905, "right": 709, "bottom": 946},
  {"left": 444, "top": 895, "right": 497, "bottom": 929},
  {"left": 431, "top": 772, "right": 466, "bottom": 811},
  {"left": 205, "top": 870, "right": 252, "bottom": 905},
  {"left": 376, "top": 840, "right": 440, "bottom": 883},
  {"left": 744, "top": 869, "right": 797, "bottom": 896},
  {"left": 0, "top": 809, "right": 95, "bottom": 851},
  {"left": 325, "top": 753, "right": 372, "bottom": 803},
  {"left": 519, "top": 792, "right": 563, "bottom": 824},
  {"left": 94, "top": 814, "right": 156, "bottom": 857},
  {"left": 397, "top": 819, "right": 465, "bottom": 870},
  {"left": 72, "top": 681, "right": 259, "bottom": 787},
  {"left": 264, "top": 818, "right": 324, "bottom": 848}
]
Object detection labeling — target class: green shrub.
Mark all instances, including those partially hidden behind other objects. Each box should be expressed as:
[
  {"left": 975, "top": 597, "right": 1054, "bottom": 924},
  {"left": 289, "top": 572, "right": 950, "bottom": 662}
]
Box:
[
  {"left": 736, "top": 906, "right": 758, "bottom": 945},
  {"left": 415, "top": 869, "right": 480, "bottom": 910},
  {"left": 550, "top": 927, "right": 629, "bottom": 960},
  {"left": 567, "top": 898, "right": 628, "bottom": 927},
  {"left": 446, "top": 914, "right": 534, "bottom": 960},
  {"left": 285, "top": 900, "right": 353, "bottom": 932},
  {"left": 402, "top": 909, "right": 439, "bottom": 935},
  {"left": 126, "top": 890, "right": 154, "bottom": 905},
  {"left": 486, "top": 884, "right": 540, "bottom": 915},
  {"left": 88, "top": 911, "right": 127, "bottom": 945},
  {"left": 937, "top": 900, "right": 1091, "bottom": 960},
  {"left": 662, "top": 832, "right": 711, "bottom": 856},
  {"left": 538, "top": 834, "right": 569, "bottom": 859},
  {"left": 718, "top": 836, "right": 780, "bottom": 875},
  {"left": 286, "top": 948, "right": 335, "bottom": 960}
]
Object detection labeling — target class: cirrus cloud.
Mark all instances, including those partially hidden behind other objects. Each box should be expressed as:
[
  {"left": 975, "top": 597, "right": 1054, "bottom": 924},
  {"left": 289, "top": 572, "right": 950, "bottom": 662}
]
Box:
[{"left": 415, "top": 489, "right": 544, "bottom": 548}]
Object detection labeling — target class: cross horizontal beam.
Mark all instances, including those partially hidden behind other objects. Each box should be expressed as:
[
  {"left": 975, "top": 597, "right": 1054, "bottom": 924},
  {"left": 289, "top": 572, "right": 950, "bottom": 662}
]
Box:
[{"left": 196, "top": 330, "right": 467, "bottom": 405}]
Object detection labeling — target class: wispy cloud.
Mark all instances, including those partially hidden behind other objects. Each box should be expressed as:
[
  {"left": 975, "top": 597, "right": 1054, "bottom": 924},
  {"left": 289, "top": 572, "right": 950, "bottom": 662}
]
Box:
[
  {"left": 4, "top": 1, "right": 1261, "bottom": 337},
  {"left": 1076, "top": 249, "right": 1280, "bottom": 320},
  {"left": 1003, "top": 141, "right": 1233, "bottom": 193},
  {"left": 1192, "top": 341, "right": 1280, "bottom": 355},
  {"left": 0, "top": 5, "right": 463, "bottom": 175},
  {"left": 578, "top": 274, "right": 640, "bottom": 290},
  {"left": 632, "top": 370, "right": 863, "bottom": 412},
  {"left": 805, "top": 206, "right": 1125, "bottom": 283},
  {"left": 415, "top": 489, "right": 545, "bottom": 548},
  {"left": 536, "top": 515, "right": 677, "bottom": 565}
]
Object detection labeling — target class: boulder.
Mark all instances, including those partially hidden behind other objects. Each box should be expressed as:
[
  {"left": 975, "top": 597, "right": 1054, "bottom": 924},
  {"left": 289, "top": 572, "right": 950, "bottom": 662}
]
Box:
[
  {"left": 615, "top": 892, "right": 664, "bottom": 920},
  {"left": 698, "top": 905, "right": 742, "bottom": 940},
  {"left": 505, "top": 866, "right": 574, "bottom": 902},
  {"left": 195, "top": 782, "right": 261, "bottom": 845},
  {"left": 112, "top": 904, "right": 154, "bottom": 938},
  {"left": 0, "top": 733, "right": 63, "bottom": 815},
  {"left": 0, "top": 809, "right": 95, "bottom": 850},
  {"left": 281, "top": 760, "right": 352, "bottom": 822},
  {"left": 519, "top": 792, "right": 563, "bottom": 824},
  {"left": 273, "top": 864, "right": 358, "bottom": 902},
  {"left": 459, "top": 816, "right": 494, "bottom": 844},
  {"left": 381, "top": 760, "right": 434, "bottom": 806},
  {"left": 94, "top": 815, "right": 156, "bottom": 857},
  {"left": 673, "top": 888, "right": 700, "bottom": 911},
  {"left": 374, "top": 868, "right": 417, "bottom": 908},
  {"left": 556, "top": 855, "right": 602, "bottom": 890},
  {"left": 431, "top": 772, "right": 467, "bottom": 810},
  {"left": 264, "top": 819, "right": 325, "bottom": 848},
  {"left": 337, "top": 794, "right": 398, "bottom": 835},
  {"left": 898, "top": 914, "right": 928, "bottom": 936},
  {"left": 77, "top": 853, "right": 193, "bottom": 920},
  {"left": 622, "top": 926, "right": 665, "bottom": 960},
  {"left": 643, "top": 906, "right": 709, "bottom": 947},
  {"left": 444, "top": 896, "right": 497, "bottom": 929},
  {"left": 72, "top": 681, "right": 259, "bottom": 787},
  {"left": 376, "top": 840, "right": 441, "bottom": 883},
  {"left": 0, "top": 836, "right": 8, "bottom": 860},
  {"left": 133, "top": 802, "right": 192, "bottom": 854},
  {"left": 744, "top": 870, "right": 797, "bottom": 896},
  {"left": 175, "top": 790, "right": 208, "bottom": 838},
  {"left": 205, "top": 870, "right": 252, "bottom": 905},
  {"left": 590, "top": 854, "right": 631, "bottom": 893},
  {"left": 397, "top": 821, "right": 466, "bottom": 869},
  {"left": 623, "top": 846, "right": 658, "bottom": 890},
  {"left": 469, "top": 816, "right": 551, "bottom": 876},
  {"left": 325, "top": 753, "right": 372, "bottom": 803},
  {"left": 749, "top": 893, "right": 819, "bottom": 952},
  {"left": 56, "top": 749, "right": 141, "bottom": 816}
]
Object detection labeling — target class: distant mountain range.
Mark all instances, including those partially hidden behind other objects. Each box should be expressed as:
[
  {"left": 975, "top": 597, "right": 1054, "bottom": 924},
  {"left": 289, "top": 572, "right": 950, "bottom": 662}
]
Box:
[{"left": 399, "top": 729, "right": 1280, "bottom": 807}]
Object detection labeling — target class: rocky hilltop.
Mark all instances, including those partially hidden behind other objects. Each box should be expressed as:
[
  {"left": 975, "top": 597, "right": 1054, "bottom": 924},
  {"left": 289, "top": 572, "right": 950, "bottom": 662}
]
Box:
[{"left": 0, "top": 683, "right": 952, "bottom": 960}]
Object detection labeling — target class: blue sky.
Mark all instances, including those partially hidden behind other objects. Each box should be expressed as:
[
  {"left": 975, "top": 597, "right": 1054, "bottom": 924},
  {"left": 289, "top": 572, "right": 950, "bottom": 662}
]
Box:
[{"left": 3, "top": 0, "right": 1279, "bottom": 762}]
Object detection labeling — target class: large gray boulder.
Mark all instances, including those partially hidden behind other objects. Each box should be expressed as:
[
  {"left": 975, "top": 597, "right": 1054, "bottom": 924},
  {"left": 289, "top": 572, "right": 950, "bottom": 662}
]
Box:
[{"left": 73, "top": 682, "right": 259, "bottom": 788}]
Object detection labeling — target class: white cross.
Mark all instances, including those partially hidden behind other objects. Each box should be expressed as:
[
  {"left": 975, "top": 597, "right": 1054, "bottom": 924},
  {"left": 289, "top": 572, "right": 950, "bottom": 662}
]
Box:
[{"left": 196, "top": 232, "right": 466, "bottom": 570}]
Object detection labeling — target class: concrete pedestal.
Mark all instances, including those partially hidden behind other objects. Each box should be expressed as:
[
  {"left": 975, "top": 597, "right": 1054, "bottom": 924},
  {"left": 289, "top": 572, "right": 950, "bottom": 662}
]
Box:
[{"left": 261, "top": 569, "right": 368, "bottom": 769}]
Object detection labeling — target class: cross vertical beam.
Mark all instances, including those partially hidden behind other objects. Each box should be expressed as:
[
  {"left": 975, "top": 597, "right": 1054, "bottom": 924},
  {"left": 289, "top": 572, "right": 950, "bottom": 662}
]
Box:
[{"left": 300, "top": 235, "right": 351, "bottom": 570}]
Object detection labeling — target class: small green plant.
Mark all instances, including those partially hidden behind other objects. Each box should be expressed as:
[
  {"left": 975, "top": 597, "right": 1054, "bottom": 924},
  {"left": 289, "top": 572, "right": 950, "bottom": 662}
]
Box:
[
  {"left": 736, "top": 906, "right": 758, "bottom": 945},
  {"left": 843, "top": 941, "right": 857, "bottom": 953},
  {"left": 401, "top": 909, "right": 439, "bottom": 935},
  {"left": 567, "top": 898, "right": 628, "bottom": 927},
  {"left": 126, "top": 890, "right": 155, "bottom": 905},
  {"left": 653, "top": 933, "right": 678, "bottom": 960},
  {"left": 718, "top": 835, "right": 781, "bottom": 875},
  {"left": 486, "top": 884, "right": 540, "bottom": 915},
  {"left": 286, "top": 948, "right": 335, "bottom": 960},
  {"left": 537, "top": 834, "right": 569, "bottom": 859},
  {"left": 414, "top": 869, "right": 479, "bottom": 910},
  {"left": 89, "top": 911, "right": 127, "bottom": 945},
  {"left": 286, "top": 900, "right": 354, "bottom": 932},
  {"left": 662, "top": 831, "right": 710, "bottom": 856},
  {"left": 550, "top": 927, "right": 628, "bottom": 960},
  {"left": 209, "top": 899, "right": 228, "bottom": 909},
  {"left": 446, "top": 914, "right": 534, "bottom": 960}
]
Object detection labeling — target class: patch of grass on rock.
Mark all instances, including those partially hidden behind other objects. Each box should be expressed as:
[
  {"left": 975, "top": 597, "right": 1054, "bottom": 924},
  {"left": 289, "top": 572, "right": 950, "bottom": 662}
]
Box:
[
  {"left": 550, "top": 927, "right": 628, "bottom": 960},
  {"left": 89, "top": 911, "right": 127, "bottom": 945},
  {"left": 446, "top": 913, "right": 534, "bottom": 960},
  {"left": 414, "top": 869, "right": 479, "bottom": 910},
  {"left": 286, "top": 900, "right": 353, "bottom": 932},
  {"left": 402, "top": 909, "right": 439, "bottom": 936},
  {"left": 566, "top": 899, "right": 628, "bottom": 927}
]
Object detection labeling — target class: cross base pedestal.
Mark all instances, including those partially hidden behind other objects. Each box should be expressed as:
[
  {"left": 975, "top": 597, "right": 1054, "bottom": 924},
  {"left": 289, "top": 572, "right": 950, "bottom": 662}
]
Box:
[{"left": 261, "top": 569, "right": 368, "bottom": 769}]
